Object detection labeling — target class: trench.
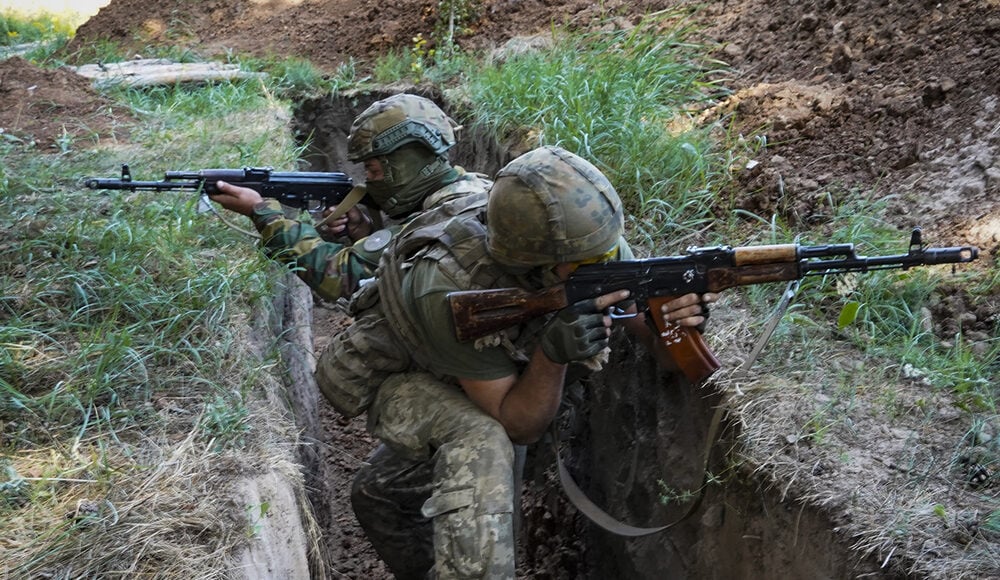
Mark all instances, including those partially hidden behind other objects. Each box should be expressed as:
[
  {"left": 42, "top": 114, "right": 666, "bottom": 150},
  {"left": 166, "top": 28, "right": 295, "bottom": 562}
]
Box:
[{"left": 278, "top": 88, "right": 899, "bottom": 579}]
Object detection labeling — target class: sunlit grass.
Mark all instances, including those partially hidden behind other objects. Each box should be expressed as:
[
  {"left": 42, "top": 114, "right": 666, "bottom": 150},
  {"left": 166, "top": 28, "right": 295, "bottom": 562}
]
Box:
[
  {"left": 464, "top": 10, "right": 734, "bottom": 249},
  {"left": 0, "top": 51, "right": 306, "bottom": 575},
  {"left": 0, "top": 9, "right": 76, "bottom": 46}
]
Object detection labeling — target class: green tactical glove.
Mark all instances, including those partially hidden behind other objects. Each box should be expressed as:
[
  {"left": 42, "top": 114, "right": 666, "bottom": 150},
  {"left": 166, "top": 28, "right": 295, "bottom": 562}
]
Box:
[{"left": 539, "top": 299, "right": 609, "bottom": 364}]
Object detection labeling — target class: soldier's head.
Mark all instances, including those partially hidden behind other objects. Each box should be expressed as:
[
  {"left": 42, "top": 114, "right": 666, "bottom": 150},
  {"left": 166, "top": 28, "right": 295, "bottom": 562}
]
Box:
[
  {"left": 486, "top": 146, "right": 624, "bottom": 283},
  {"left": 347, "top": 93, "right": 459, "bottom": 218}
]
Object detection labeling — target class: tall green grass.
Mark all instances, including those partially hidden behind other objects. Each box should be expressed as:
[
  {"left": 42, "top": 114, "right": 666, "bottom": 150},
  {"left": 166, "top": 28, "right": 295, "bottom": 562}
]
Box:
[
  {"left": 0, "top": 10, "right": 75, "bottom": 46},
  {"left": 0, "top": 44, "right": 308, "bottom": 575},
  {"left": 466, "top": 11, "right": 734, "bottom": 249}
]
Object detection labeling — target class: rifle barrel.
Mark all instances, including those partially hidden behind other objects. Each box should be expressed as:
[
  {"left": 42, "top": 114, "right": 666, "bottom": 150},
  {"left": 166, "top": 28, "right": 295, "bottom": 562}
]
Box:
[
  {"left": 801, "top": 246, "right": 978, "bottom": 275},
  {"left": 84, "top": 178, "right": 202, "bottom": 191}
]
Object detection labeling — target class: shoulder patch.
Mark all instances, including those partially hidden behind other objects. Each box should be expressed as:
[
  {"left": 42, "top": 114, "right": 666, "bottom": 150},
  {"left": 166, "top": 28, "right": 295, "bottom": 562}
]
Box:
[{"left": 362, "top": 228, "right": 394, "bottom": 252}]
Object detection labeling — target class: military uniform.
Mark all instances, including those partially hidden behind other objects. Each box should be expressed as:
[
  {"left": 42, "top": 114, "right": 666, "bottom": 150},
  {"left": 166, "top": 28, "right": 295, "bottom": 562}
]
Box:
[
  {"left": 249, "top": 199, "right": 382, "bottom": 302},
  {"left": 239, "top": 92, "right": 468, "bottom": 305},
  {"left": 248, "top": 167, "right": 488, "bottom": 304},
  {"left": 319, "top": 146, "right": 631, "bottom": 579}
]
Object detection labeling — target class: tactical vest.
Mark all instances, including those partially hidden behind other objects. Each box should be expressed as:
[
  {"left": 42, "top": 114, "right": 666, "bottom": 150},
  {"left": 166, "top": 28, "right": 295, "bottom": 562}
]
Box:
[
  {"left": 376, "top": 190, "right": 528, "bottom": 372},
  {"left": 315, "top": 174, "right": 530, "bottom": 417}
]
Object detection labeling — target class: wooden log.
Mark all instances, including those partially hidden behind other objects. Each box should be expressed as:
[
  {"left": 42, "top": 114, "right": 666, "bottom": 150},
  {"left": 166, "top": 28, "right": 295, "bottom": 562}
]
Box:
[{"left": 72, "top": 59, "right": 267, "bottom": 87}]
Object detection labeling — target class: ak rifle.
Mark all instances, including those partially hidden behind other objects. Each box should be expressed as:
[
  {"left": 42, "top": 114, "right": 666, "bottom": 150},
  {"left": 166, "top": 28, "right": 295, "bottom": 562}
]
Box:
[
  {"left": 447, "top": 228, "right": 979, "bottom": 384},
  {"left": 85, "top": 164, "right": 354, "bottom": 212}
]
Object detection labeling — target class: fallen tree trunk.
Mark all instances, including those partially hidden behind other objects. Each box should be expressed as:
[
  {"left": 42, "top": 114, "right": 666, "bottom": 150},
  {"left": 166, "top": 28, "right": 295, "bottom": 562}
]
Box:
[{"left": 72, "top": 58, "right": 267, "bottom": 87}]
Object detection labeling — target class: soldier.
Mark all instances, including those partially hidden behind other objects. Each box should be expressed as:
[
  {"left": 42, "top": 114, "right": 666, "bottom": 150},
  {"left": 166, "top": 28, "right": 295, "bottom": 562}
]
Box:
[
  {"left": 322, "top": 145, "right": 717, "bottom": 578},
  {"left": 208, "top": 92, "right": 491, "bottom": 303}
]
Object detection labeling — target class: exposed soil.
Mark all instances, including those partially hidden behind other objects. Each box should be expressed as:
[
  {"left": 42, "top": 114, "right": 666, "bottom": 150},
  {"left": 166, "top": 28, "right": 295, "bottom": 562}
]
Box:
[
  {"left": 0, "top": 56, "right": 133, "bottom": 149},
  {"left": 4, "top": 0, "right": 998, "bottom": 577}
]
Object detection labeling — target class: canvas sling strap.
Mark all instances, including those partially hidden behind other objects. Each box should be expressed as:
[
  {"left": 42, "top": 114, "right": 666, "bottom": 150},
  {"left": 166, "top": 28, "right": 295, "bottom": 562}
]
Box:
[
  {"left": 552, "top": 279, "right": 800, "bottom": 536},
  {"left": 314, "top": 184, "right": 369, "bottom": 227},
  {"left": 550, "top": 402, "right": 724, "bottom": 536}
]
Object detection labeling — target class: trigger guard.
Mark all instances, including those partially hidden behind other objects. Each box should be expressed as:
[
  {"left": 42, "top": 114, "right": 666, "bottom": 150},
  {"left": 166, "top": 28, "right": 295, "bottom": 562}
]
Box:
[{"left": 608, "top": 304, "right": 637, "bottom": 319}]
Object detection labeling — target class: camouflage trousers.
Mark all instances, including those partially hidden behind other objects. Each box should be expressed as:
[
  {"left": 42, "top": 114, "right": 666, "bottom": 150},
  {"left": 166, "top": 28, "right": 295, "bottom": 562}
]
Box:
[{"left": 352, "top": 371, "right": 518, "bottom": 579}]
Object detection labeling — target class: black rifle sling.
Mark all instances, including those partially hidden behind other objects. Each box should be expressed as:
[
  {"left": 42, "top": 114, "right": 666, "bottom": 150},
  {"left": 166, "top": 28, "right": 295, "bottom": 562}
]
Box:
[{"left": 551, "top": 397, "right": 725, "bottom": 536}]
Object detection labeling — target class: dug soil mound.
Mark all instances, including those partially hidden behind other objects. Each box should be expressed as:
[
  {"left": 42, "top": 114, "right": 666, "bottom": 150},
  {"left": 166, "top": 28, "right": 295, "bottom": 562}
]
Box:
[
  {"left": 0, "top": 56, "right": 133, "bottom": 148},
  {"left": 67, "top": 0, "right": 1000, "bottom": 251}
]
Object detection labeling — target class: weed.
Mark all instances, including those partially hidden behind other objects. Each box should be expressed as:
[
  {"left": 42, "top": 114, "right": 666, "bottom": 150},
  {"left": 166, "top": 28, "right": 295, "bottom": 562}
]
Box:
[
  {"left": 466, "top": 10, "right": 730, "bottom": 248},
  {"left": 200, "top": 393, "right": 251, "bottom": 450}
]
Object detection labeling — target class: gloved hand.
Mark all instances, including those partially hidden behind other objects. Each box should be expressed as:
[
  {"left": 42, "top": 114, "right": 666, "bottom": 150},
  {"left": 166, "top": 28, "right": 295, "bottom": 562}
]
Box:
[{"left": 539, "top": 299, "right": 609, "bottom": 364}]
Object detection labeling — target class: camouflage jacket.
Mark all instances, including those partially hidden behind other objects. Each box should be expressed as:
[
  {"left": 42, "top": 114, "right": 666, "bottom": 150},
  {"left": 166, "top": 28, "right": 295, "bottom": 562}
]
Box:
[{"left": 249, "top": 168, "right": 493, "bottom": 303}]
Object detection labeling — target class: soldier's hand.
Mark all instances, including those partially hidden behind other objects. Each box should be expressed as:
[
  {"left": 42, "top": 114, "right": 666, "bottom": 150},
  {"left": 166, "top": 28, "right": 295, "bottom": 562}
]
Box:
[
  {"left": 660, "top": 292, "right": 719, "bottom": 331},
  {"left": 317, "top": 205, "right": 373, "bottom": 242},
  {"left": 539, "top": 290, "right": 628, "bottom": 364},
  {"left": 209, "top": 181, "right": 265, "bottom": 216}
]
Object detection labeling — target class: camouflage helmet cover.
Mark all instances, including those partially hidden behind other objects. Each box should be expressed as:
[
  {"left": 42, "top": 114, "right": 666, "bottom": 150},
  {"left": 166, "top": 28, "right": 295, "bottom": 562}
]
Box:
[
  {"left": 347, "top": 93, "right": 458, "bottom": 162},
  {"left": 486, "top": 146, "right": 625, "bottom": 267}
]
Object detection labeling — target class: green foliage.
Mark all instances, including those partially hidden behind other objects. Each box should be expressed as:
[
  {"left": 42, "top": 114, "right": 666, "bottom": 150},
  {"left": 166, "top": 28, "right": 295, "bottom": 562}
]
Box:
[
  {"left": 0, "top": 63, "right": 299, "bottom": 451},
  {"left": 0, "top": 57, "right": 312, "bottom": 573},
  {"left": 244, "top": 500, "right": 272, "bottom": 538},
  {"left": 200, "top": 393, "right": 251, "bottom": 450},
  {"left": 410, "top": 33, "right": 435, "bottom": 79},
  {"left": 0, "top": 10, "right": 75, "bottom": 46},
  {"left": 656, "top": 479, "right": 701, "bottom": 506},
  {"left": 984, "top": 510, "right": 1000, "bottom": 533},
  {"left": 238, "top": 54, "right": 364, "bottom": 98},
  {"left": 0, "top": 462, "right": 29, "bottom": 511},
  {"left": 837, "top": 300, "right": 862, "bottom": 328},
  {"left": 466, "top": 11, "right": 731, "bottom": 248},
  {"left": 369, "top": 49, "right": 407, "bottom": 84},
  {"left": 369, "top": 34, "right": 476, "bottom": 85},
  {"left": 741, "top": 192, "right": 996, "bottom": 412},
  {"left": 434, "top": 0, "right": 480, "bottom": 57},
  {"left": 0, "top": 150, "right": 8, "bottom": 195}
]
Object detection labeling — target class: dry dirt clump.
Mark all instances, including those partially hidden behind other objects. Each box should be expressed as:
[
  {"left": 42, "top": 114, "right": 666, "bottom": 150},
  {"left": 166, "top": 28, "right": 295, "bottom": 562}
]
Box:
[
  {"left": 692, "top": 0, "right": 1000, "bottom": 249},
  {"left": 0, "top": 56, "right": 133, "bottom": 149}
]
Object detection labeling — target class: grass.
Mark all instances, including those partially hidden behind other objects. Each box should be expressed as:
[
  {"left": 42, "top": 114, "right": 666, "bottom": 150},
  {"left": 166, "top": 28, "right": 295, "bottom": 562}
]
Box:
[
  {"left": 0, "top": 10, "right": 75, "bottom": 47},
  {"left": 2, "top": 6, "right": 998, "bottom": 578},
  {"left": 1, "top": 31, "right": 320, "bottom": 575},
  {"left": 464, "top": 10, "right": 736, "bottom": 249}
]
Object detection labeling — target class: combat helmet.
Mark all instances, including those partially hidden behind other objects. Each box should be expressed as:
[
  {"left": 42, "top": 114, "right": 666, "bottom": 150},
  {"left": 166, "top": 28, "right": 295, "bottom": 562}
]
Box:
[
  {"left": 347, "top": 93, "right": 458, "bottom": 161},
  {"left": 347, "top": 93, "right": 460, "bottom": 217},
  {"left": 486, "top": 146, "right": 624, "bottom": 268}
]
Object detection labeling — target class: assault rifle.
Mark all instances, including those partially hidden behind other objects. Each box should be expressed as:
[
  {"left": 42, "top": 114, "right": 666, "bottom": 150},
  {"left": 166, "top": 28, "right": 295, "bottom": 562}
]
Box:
[
  {"left": 448, "top": 228, "right": 979, "bottom": 384},
  {"left": 84, "top": 164, "right": 354, "bottom": 211}
]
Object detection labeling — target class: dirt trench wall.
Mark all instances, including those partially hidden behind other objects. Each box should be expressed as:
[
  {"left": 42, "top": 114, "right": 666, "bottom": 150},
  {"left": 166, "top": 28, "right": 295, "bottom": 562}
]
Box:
[
  {"left": 572, "top": 333, "right": 899, "bottom": 579},
  {"left": 291, "top": 86, "right": 515, "bottom": 181}
]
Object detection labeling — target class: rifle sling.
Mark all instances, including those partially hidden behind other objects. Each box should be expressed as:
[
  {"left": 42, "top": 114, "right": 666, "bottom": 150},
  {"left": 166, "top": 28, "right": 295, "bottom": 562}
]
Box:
[
  {"left": 551, "top": 397, "right": 725, "bottom": 536},
  {"left": 553, "top": 279, "right": 798, "bottom": 535},
  {"left": 315, "top": 185, "right": 368, "bottom": 227},
  {"left": 734, "top": 279, "right": 800, "bottom": 379}
]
